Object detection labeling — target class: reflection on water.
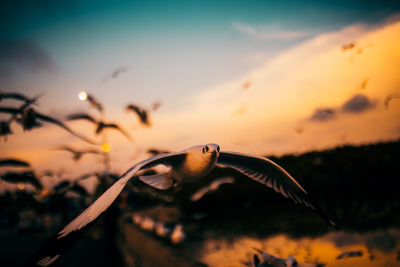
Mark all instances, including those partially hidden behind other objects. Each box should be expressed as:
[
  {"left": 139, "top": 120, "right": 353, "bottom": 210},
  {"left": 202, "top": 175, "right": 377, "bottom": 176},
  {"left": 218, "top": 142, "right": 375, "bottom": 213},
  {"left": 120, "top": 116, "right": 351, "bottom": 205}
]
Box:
[{"left": 199, "top": 229, "right": 400, "bottom": 267}]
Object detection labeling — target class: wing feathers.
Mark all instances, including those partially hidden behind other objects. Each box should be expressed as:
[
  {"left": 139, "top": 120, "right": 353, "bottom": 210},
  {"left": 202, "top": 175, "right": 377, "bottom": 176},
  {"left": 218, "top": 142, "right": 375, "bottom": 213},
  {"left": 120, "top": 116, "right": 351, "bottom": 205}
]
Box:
[{"left": 217, "top": 151, "right": 338, "bottom": 229}]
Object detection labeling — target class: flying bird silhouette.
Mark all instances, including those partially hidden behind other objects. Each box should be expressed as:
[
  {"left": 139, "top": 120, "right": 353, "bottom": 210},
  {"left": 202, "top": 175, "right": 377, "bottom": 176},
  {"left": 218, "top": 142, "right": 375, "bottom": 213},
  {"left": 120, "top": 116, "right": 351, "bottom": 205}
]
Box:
[
  {"left": 0, "top": 107, "right": 97, "bottom": 144},
  {"left": 0, "top": 171, "right": 42, "bottom": 190},
  {"left": 0, "top": 121, "right": 12, "bottom": 140},
  {"left": 0, "top": 158, "right": 30, "bottom": 167},
  {"left": 53, "top": 180, "right": 89, "bottom": 196},
  {"left": 0, "top": 91, "right": 41, "bottom": 105},
  {"left": 67, "top": 112, "right": 133, "bottom": 141},
  {"left": 384, "top": 93, "right": 400, "bottom": 108},
  {"left": 28, "top": 143, "right": 337, "bottom": 266},
  {"left": 251, "top": 248, "right": 325, "bottom": 267},
  {"left": 53, "top": 146, "right": 101, "bottom": 161},
  {"left": 337, "top": 251, "right": 363, "bottom": 260},
  {"left": 125, "top": 103, "right": 151, "bottom": 126}
]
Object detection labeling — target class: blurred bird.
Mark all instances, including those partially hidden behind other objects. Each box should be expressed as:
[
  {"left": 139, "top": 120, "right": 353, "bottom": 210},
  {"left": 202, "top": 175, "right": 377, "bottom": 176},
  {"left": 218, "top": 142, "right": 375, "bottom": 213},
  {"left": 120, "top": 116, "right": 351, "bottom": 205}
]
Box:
[
  {"left": 125, "top": 103, "right": 151, "bottom": 126},
  {"left": 0, "top": 158, "right": 30, "bottom": 167},
  {"left": 0, "top": 107, "right": 97, "bottom": 144},
  {"left": 341, "top": 42, "right": 355, "bottom": 52},
  {"left": 242, "top": 80, "right": 252, "bottom": 90},
  {"left": 0, "top": 171, "right": 42, "bottom": 190},
  {"left": 337, "top": 251, "right": 363, "bottom": 259},
  {"left": 53, "top": 180, "right": 89, "bottom": 196},
  {"left": 29, "top": 143, "right": 337, "bottom": 266},
  {"left": 67, "top": 112, "right": 132, "bottom": 141},
  {"left": 53, "top": 146, "right": 101, "bottom": 161},
  {"left": 251, "top": 248, "right": 325, "bottom": 267},
  {"left": 0, "top": 121, "right": 12, "bottom": 140},
  {"left": 151, "top": 101, "right": 162, "bottom": 111},
  {"left": 384, "top": 93, "right": 400, "bottom": 108},
  {"left": 191, "top": 177, "right": 235, "bottom": 201},
  {"left": 0, "top": 91, "right": 42, "bottom": 105},
  {"left": 85, "top": 94, "right": 104, "bottom": 113}
]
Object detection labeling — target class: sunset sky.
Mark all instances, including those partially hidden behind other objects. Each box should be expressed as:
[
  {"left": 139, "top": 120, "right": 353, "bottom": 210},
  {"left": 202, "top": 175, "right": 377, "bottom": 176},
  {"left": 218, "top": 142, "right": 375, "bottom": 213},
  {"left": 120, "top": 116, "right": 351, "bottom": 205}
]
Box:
[{"left": 1, "top": 1, "right": 400, "bottom": 189}]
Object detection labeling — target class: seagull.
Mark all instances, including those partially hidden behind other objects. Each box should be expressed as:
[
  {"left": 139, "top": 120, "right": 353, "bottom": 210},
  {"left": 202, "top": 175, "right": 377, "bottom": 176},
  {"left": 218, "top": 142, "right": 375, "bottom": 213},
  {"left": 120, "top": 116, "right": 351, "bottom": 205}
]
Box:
[
  {"left": 384, "top": 93, "right": 400, "bottom": 108},
  {"left": 0, "top": 91, "right": 42, "bottom": 104},
  {"left": 251, "top": 248, "right": 325, "bottom": 267},
  {"left": 53, "top": 145, "right": 101, "bottom": 161},
  {"left": 337, "top": 251, "right": 363, "bottom": 259},
  {"left": 0, "top": 171, "right": 42, "bottom": 190},
  {"left": 67, "top": 112, "right": 133, "bottom": 141},
  {"left": 0, "top": 107, "right": 97, "bottom": 144},
  {"left": 28, "top": 143, "right": 338, "bottom": 266},
  {"left": 125, "top": 103, "right": 151, "bottom": 126},
  {"left": 0, "top": 158, "right": 30, "bottom": 167}
]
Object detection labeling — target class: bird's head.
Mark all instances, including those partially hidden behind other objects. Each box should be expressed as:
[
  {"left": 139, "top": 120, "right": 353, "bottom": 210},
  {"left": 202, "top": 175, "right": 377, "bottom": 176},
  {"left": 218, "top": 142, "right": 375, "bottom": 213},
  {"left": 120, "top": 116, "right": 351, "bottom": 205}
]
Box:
[{"left": 202, "top": 143, "right": 220, "bottom": 160}]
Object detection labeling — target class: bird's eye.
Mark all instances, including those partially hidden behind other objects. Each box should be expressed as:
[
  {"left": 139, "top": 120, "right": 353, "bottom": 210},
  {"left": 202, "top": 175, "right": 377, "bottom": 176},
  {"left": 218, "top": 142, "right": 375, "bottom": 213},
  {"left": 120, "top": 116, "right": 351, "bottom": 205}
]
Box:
[
  {"left": 202, "top": 147, "right": 205, "bottom": 153},
  {"left": 205, "top": 146, "right": 209, "bottom": 152}
]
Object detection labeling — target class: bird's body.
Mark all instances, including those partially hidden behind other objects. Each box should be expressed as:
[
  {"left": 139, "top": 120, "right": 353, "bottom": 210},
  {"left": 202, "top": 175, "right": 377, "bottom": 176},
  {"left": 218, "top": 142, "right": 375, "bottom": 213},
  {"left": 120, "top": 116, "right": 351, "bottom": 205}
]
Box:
[
  {"left": 29, "top": 143, "right": 337, "bottom": 266},
  {"left": 173, "top": 144, "right": 219, "bottom": 183}
]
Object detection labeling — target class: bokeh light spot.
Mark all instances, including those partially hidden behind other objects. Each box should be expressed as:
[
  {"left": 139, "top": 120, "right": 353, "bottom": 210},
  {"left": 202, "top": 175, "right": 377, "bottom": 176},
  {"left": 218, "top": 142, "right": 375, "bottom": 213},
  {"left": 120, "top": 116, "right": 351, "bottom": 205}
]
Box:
[
  {"left": 101, "top": 142, "right": 112, "bottom": 152},
  {"left": 78, "top": 91, "right": 88, "bottom": 101}
]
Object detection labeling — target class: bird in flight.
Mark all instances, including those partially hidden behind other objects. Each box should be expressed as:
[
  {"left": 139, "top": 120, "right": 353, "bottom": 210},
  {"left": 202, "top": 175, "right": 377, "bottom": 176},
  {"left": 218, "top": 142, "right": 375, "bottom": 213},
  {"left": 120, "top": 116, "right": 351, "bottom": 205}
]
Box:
[
  {"left": 53, "top": 145, "right": 101, "bottom": 161},
  {"left": 125, "top": 103, "right": 151, "bottom": 126},
  {"left": 0, "top": 107, "right": 97, "bottom": 144},
  {"left": 67, "top": 112, "right": 133, "bottom": 141},
  {"left": 28, "top": 143, "right": 337, "bottom": 266}
]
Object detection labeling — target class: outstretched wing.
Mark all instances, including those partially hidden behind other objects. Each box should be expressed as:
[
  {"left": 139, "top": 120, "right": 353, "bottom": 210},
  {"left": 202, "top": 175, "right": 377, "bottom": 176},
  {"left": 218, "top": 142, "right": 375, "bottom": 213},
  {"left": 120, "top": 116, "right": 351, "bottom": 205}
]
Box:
[
  {"left": 28, "top": 151, "right": 186, "bottom": 266},
  {"left": 36, "top": 112, "right": 98, "bottom": 145},
  {"left": 101, "top": 123, "right": 133, "bottom": 142},
  {"left": 217, "top": 151, "right": 338, "bottom": 228}
]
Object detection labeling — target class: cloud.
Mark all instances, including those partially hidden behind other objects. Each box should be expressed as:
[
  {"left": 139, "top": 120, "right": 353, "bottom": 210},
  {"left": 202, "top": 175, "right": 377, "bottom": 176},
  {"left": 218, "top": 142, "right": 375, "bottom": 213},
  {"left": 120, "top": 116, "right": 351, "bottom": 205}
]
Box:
[
  {"left": 0, "top": 39, "right": 57, "bottom": 80},
  {"left": 309, "top": 108, "right": 337, "bottom": 122},
  {"left": 232, "top": 21, "right": 311, "bottom": 40},
  {"left": 341, "top": 94, "right": 376, "bottom": 113}
]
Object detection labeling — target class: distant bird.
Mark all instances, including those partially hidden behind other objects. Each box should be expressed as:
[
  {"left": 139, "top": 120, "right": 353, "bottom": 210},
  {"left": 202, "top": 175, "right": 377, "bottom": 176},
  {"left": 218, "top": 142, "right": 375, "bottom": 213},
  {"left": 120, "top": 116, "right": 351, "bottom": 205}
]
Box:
[
  {"left": 125, "top": 103, "right": 151, "bottom": 126},
  {"left": 67, "top": 112, "right": 132, "bottom": 141},
  {"left": 337, "top": 251, "right": 363, "bottom": 260},
  {"left": 85, "top": 94, "right": 104, "bottom": 113},
  {"left": 0, "top": 121, "right": 12, "bottom": 140},
  {"left": 151, "top": 101, "right": 162, "bottom": 111},
  {"left": 384, "top": 93, "right": 400, "bottom": 108},
  {"left": 53, "top": 180, "right": 88, "bottom": 196},
  {"left": 0, "top": 158, "right": 30, "bottom": 167},
  {"left": 0, "top": 107, "right": 97, "bottom": 144},
  {"left": 191, "top": 177, "right": 235, "bottom": 201},
  {"left": 342, "top": 42, "right": 356, "bottom": 52},
  {"left": 252, "top": 249, "right": 324, "bottom": 267},
  {"left": 29, "top": 143, "right": 337, "bottom": 266},
  {"left": 358, "top": 78, "right": 369, "bottom": 91},
  {"left": 242, "top": 80, "right": 252, "bottom": 90},
  {"left": 0, "top": 171, "right": 42, "bottom": 190},
  {"left": 53, "top": 146, "right": 101, "bottom": 161},
  {"left": 0, "top": 91, "right": 41, "bottom": 104}
]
